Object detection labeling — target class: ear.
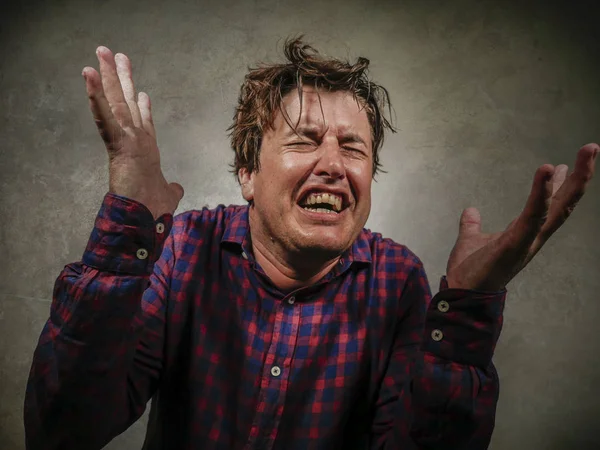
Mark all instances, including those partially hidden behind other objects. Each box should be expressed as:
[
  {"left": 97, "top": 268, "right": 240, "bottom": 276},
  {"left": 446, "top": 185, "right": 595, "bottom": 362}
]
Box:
[{"left": 238, "top": 168, "right": 255, "bottom": 202}]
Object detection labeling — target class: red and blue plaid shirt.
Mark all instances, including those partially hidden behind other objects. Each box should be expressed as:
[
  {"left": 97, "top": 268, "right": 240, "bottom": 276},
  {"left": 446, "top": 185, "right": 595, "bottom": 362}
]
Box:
[{"left": 25, "top": 192, "right": 506, "bottom": 450}]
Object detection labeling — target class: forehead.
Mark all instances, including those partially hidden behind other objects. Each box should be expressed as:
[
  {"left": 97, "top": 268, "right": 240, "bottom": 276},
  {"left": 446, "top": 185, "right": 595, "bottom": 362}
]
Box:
[{"left": 273, "top": 87, "right": 371, "bottom": 137}]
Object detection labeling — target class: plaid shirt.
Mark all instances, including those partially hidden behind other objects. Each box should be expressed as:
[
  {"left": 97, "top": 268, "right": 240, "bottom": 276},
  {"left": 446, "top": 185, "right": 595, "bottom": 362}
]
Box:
[{"left": 25, "top": 192, "right": 506, "bottom": 450}]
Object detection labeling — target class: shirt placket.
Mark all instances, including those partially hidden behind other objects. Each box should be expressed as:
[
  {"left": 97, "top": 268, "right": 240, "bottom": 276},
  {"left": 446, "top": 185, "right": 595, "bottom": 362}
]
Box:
[{"left": 245, "top": 293, "right": 300, "bottom": 450}]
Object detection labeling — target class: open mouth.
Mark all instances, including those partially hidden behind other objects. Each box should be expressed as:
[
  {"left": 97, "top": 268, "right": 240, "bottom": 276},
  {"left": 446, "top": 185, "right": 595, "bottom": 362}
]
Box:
[{"left": 297, "top": 191, "right": 348, "bottom": 215}]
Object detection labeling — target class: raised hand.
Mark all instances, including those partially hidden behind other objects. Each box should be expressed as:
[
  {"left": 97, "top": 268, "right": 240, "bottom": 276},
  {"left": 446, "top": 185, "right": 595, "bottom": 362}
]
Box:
[
  {"left": 82, "top": 46, "right": 184, "bottom": 219},
  {"left": 445, "top": 143, "right": 598, "bottom": 292}
]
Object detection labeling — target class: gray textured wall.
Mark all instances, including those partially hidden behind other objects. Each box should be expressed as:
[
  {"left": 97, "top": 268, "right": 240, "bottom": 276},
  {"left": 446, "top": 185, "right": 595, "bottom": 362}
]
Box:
[{"left": 1, "top": 0, "right": 599, "bottom": 448}]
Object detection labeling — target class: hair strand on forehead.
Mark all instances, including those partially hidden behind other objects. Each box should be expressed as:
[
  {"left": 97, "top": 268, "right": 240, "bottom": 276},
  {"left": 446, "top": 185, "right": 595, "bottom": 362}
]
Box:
[{"left": 294, "top": 70, "right": 303, "bottom": 130}]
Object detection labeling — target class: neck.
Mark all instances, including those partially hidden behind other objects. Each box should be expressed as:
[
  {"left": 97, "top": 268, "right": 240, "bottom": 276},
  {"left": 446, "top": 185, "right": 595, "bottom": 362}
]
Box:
[{"left": 248, "top": 210, "right": 340, "bottom": 292}]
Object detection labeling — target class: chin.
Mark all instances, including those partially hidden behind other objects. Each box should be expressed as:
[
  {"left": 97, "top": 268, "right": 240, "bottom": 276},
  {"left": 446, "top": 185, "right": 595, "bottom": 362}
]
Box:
[{"left": 293, "top": 234, "right": 351, "bottom": 257}]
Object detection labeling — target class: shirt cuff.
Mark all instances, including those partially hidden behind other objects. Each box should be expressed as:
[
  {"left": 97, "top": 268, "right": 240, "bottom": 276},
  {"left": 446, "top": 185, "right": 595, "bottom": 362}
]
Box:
[
  {"left": 82, "top": 192, "right": 173, "bottom": 275},
  {"left": 422, "top": 276, "right": 506, "bottom": 367}
]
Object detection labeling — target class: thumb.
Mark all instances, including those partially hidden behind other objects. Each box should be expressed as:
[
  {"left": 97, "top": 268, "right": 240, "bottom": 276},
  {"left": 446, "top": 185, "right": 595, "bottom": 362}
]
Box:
[
  {"left": 459, "top": 207, "right": 482, "bottom": 236},
  {"left": 169, "top": 182, "right": 185, "bottom": 202}
]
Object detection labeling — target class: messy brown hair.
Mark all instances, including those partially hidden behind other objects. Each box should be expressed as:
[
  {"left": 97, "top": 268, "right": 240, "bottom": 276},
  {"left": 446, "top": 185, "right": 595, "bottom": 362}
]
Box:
[{"left": 228, "top": 36, "right": 396, "bottom": 180}]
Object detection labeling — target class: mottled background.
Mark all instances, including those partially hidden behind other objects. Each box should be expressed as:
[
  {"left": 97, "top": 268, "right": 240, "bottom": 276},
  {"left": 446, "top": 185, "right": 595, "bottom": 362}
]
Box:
[{"left": 1, "top": 0, "right": 599, "bottom": 448}]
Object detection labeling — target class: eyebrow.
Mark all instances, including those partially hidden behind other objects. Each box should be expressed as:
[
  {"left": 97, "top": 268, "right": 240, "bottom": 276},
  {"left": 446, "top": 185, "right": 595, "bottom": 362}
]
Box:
[
  {"left": 284, "top": 126, "right": 368, "bottom": 147},
  {"left": 339, "top": 132, "right": 368, "bottom": 147}
]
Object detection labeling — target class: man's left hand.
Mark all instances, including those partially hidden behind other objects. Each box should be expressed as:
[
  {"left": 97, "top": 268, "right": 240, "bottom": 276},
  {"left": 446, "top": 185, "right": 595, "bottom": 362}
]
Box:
[{"left": 445, "top": 143, "right": 598, "bottom": 292}]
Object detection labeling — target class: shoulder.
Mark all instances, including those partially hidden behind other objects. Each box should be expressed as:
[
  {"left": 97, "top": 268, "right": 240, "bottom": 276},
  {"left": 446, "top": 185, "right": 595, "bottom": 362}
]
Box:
[
  {"left": 173, "top": 203, "right": 246, "bottom": 226},
  {"left": 171, "top": 204, "right": 247, "bottom": 241},
  {"left": 358, "top": 229, "right": 433, "bottom": 311},
  {"left": 358, "top": 228, "right": 425, "bottom": 277}
]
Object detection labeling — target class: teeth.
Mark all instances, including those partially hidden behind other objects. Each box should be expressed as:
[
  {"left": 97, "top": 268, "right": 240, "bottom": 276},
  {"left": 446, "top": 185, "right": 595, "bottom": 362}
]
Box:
[
  {"left": 303, "top": 192, "right": 343, "bottom": 211},
  {"left": 304, "top": 207, "right": 335, "bottom": 214}
]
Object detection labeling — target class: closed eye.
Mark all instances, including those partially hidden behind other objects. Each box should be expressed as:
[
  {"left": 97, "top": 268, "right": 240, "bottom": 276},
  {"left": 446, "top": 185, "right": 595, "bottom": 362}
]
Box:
[
  {"left": 343, "top": 146, "right": 366, "bottom": 155},
  {"left": 287, "top": 141, "right": 318, "bottom": 149}
]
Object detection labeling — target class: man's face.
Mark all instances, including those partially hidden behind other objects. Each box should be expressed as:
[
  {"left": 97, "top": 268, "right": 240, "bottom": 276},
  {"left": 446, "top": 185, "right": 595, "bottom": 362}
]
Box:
[{"left": 239, "top": 87, "right": 373, "bottom": 258}]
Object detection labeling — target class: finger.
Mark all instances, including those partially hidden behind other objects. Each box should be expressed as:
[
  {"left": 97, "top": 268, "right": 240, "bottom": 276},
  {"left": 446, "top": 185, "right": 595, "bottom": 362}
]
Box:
[
  {"left": 96, "top": 46, "right": 134, "bottom": 129},
  {"left": 541, "top": 143, "right": 598, "bottom": 238},
  {"left": 572, "top": 143, "right": 598, "bottom": 183},
  {"left": 506, "top": 164, "right": 567, "bottom": 233},
  {"left": 552, "top": 164, "right": 568, "bottom": 196},
  {"left": 115, "top": 53, "right": 142, "bottom": 128},
  {"left": 82, "top": 66, "right": 124, "bottom": 150},
  {"left": 138, "top": 91, "right": 156, "bottom": 139},
  {"left": 513, "top": 165, "right": 554, "bottom": 247},
  {"left": 169, "top": 182, "right": 185, "bottom": 202},
  {"left": 458, "top": 207, "right": 481, "bottom": 237}
]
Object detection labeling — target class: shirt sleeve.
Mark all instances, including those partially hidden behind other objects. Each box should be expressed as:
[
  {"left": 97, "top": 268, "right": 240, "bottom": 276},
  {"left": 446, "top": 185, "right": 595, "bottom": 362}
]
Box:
[
  {"left": 369, "top": 260, "right": 505, "bottom": 450},
  {"left": 24, "top": 192, "right": 175, "bottom": 450}
]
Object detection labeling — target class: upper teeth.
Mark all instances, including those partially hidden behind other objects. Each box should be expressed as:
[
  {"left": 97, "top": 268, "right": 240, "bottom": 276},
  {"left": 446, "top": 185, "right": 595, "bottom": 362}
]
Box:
[{"left": 303, "top": 192, "right": 343, "bottom": 212}]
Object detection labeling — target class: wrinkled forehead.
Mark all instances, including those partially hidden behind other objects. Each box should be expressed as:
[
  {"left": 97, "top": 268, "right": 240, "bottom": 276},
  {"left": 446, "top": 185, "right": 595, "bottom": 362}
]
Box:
[{"left": 274, "top": 87, "right": 371, "bottom": 135}]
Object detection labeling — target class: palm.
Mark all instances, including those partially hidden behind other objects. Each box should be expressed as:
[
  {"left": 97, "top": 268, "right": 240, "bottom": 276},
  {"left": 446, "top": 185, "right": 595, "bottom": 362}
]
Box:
[
  {"left": 447, "top": 229, "right": 498, "bottom": 282},
  {"left": 446, "top": 214, "right": 525, "bottom": 292}
]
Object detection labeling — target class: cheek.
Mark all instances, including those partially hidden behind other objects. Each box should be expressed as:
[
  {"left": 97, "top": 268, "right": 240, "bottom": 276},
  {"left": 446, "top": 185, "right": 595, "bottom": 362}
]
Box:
[
  {"left": 275, "top": 154, "right": 316, "bottom": 191},
  {"left": 282, "top": 153, "right": 317, "bottom": 174},
  {"left": 348, "top": 166, "right": 372, "bottom": 199}
]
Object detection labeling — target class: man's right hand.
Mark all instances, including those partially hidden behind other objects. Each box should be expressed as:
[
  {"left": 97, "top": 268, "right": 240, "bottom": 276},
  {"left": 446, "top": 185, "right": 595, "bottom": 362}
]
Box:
[{"left": 82, "top": 46, "right": 184, "bottom": 220}]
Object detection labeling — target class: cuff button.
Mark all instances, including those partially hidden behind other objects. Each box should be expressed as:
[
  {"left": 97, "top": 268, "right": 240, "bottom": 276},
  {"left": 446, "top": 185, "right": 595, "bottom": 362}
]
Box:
[
  {"left": 437, "top": 300, "right": 449, "bottom": 312},
  {"left": 137, "top": 248, "right": 149, "bottom": 260}
]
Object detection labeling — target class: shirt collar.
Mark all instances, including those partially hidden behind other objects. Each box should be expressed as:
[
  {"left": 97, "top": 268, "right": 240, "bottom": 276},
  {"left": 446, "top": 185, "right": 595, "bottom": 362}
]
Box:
[{"left": 221, "top": 204, "right": 372, "bottom": 266}]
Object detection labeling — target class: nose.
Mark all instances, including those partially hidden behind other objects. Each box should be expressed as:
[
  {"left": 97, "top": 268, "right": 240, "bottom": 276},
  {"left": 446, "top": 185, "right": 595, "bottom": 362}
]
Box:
[{"left": 314, "top": 138, "right": 345, "bottom": 180}]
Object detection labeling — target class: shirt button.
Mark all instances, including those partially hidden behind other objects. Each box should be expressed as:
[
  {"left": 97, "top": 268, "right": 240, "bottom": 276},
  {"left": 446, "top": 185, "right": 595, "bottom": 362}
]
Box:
[
  {"left": 271, "top": 366, "right": 281, "bottom": 377},
  {"left": 431, "top": 329, "right": 444, "bottom": 341},
  {"left": 437, "top": 300, "right": 449, "bottom": 313},
  {"left": 241, "top": 251, "right": 248, "bottom": 260},
  {"left": 136, "top": 248, "right": 149, "bottom": 260},
  {"left": 288, "top": 296, "right": 295, "bottom": 305},
  {"left": 156, "top": 222, "right": 165, "bottom": 234}
]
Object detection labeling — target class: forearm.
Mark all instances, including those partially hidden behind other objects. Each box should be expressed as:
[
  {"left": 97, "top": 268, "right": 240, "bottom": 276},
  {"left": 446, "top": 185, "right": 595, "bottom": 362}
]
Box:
[
  {"left": 25, "top": 267, "right": 148, "bottom": 448},
  {"left": 411, "top": 276, "right": 506, "bottom": 449},
  {"left": 411, "top": 353, "right": 500, "bottom": 449},
  {"left": 24, "top": 193, "right": 173, "bottom": 450}
]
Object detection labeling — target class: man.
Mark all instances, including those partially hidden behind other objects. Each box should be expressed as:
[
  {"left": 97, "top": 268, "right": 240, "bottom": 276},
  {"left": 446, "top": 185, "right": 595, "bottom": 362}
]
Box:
[{"left": 24, "top": 37, "right": 597, "bottom": 449}]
